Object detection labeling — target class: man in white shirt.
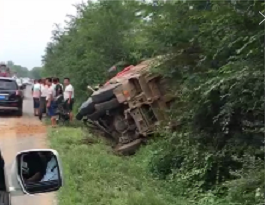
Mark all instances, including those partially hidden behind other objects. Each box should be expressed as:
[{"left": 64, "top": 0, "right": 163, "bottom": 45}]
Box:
[
  {"left": 39, "top": 79, "right": 48, "bottom": 121},
  {"left": 32, "top": 79, "right": 41, "bottom": 116},
  {"left": 46, "top": 77, "right": 57, "bottom": 127},
  {"left": 40, "top": 152, "right": 59, "bottom": 182},
  {"left": 63, "top": 77, "right": 75, "bottom": 122}
]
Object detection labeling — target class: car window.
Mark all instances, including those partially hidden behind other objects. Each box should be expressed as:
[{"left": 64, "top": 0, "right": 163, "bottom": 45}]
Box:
[{"left": 0, "top": 79, "right": 18, "bottom": 90}]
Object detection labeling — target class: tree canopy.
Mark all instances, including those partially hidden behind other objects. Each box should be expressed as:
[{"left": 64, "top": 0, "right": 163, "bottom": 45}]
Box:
[
  {"left": 30, "top": 67, "right": 43, "bottom": 79},
  {"left": 42, "top": 0, "right": 264, "bottom": 204}
]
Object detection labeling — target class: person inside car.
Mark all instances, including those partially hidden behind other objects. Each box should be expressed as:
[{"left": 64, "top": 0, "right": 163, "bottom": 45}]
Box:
[
  {"left": 22, "top": 152, "right": 46, "bottom": 183},
  {"left": 39, "top": 152, "right": 59, "bottom": 181}
]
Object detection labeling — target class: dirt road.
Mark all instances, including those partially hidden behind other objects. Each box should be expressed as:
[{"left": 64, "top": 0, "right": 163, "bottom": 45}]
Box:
[{"left": 0, "top": 86, "right": 56, "bottom": 205}]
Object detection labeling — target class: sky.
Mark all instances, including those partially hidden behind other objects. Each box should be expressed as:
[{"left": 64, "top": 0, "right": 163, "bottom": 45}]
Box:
[{"left": 0, "top": 0, "right": 83, "bottom": 70}]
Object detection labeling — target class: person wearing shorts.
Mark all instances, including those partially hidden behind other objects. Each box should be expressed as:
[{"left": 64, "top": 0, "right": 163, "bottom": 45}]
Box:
[
  {"left": 46, "top": 78, "right": 57, "bottom": 127},
  {"left": 32, "top": 79, "right": 41, "bottom": 116},
  {"left": 39, "top": 78, "right": 48, "bottom": 121},
  {"left": 63, "top": 77, "right": 74, "bottom": 122}
]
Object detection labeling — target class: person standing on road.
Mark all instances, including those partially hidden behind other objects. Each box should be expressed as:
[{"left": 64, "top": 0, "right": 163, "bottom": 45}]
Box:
[
  {"left": 46, "top": 78, "right": 57, "bottom": 127},
  {"left": 39, "top": 78, "right": 48, "bottom": 121},
  {"left": 32, "top": 79, "right": 41, "bottom": 116},
  {"left": 63, "top": 77, "right": 75, "bottom": 122}
]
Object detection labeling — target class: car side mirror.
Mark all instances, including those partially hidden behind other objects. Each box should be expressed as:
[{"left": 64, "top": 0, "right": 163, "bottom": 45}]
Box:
[{"left": 8, "top": 149, "right": 63, "bottom": 196}]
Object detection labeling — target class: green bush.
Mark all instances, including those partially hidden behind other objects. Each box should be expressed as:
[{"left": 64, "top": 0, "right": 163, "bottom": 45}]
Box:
[{"left": 43, "top": 1, "right": 264, "bottom": 204}]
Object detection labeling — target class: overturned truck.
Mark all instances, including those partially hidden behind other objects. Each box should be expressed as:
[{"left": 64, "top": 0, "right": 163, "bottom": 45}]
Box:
[
  {"left": 0, "top": 62, "right": 11, "bottom": 77},
  {"left": 76, "top": 57, "right": 175, "bottom": 154}
]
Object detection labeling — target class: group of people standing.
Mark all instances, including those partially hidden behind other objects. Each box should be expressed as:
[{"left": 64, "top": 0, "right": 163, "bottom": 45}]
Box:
[{"left": 32, "top": 77, "right": 75, "bottom": 127}]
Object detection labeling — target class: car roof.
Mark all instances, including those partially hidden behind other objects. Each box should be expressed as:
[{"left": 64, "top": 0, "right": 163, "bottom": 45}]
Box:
[{"left": 0, "top": 77, "right": 16, "bottom": 81}]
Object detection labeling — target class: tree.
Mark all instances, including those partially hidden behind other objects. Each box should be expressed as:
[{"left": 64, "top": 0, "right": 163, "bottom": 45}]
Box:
[
  {"left": 30, "top": 67, "right": 43, "bottom": 79},
  {"left": 41, "top": 0, "right": 264, "bottom": 204}
]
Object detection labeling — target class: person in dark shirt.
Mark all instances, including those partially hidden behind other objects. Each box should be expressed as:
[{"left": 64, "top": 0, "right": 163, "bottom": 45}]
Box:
[
  {"left": 22, "top": 153, "right": 46, "bottom": 183},
  {"left": 53, "top": 78, "right": 63, "bottom": 97}
]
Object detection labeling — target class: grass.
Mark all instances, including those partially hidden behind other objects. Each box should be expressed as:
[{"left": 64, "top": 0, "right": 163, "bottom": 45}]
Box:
[{"left": 48, "top": 127, "right": 189, "bottom": 205}]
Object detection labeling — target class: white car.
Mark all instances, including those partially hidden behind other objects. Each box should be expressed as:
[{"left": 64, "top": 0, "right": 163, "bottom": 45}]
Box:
[{"left": 21, "top": 78, "right": 32, "bottom": 86}]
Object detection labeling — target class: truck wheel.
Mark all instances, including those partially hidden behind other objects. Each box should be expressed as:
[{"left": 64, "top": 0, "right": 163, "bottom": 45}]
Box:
[
  {"left": 76, "top": 112, "right": 83, "bottom": 120},
  {"left": 87, "top": 109, "right": 106, "bottom": 121},
  {"left": 95, "top": 98, "right": 120, "bottom": 111},
  {"left": 91, "top": 85, "right": 118, "bottom": 104},
  {"left": 79, "top": 103, "right": 95, "bottom": 116}
]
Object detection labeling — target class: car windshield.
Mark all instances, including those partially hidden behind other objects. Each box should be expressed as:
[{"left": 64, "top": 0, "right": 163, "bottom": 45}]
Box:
[{"left": 0, "top": 79, "right": 18, "bottom": 90}]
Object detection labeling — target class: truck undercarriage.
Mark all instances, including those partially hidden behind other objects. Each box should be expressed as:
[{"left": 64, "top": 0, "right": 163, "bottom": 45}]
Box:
[{"left": 76, "top": 57, "right": 175, "bottom": 154}]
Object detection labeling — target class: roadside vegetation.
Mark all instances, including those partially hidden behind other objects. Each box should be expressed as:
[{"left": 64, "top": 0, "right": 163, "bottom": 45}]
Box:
[
  {"left": 44, "top": 1, "right": 264, "bottom": 205},
  {"left": 49, "top": 128, "right": 190, "bottom": 205}
]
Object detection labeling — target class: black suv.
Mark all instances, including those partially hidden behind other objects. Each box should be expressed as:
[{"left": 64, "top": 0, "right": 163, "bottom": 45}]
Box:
[{"left": 0, "top": 77, "right": 24, "bottom": 116}]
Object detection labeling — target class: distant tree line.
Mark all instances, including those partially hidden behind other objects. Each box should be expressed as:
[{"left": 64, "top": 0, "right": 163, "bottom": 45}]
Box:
[{"left": 4, "top": 61, "right": 43, "bottom": 79}]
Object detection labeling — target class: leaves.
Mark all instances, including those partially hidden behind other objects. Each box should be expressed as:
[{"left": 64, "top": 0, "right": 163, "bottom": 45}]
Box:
[{"left": 42, "top": 0, "right": 263, "bottom": 204}]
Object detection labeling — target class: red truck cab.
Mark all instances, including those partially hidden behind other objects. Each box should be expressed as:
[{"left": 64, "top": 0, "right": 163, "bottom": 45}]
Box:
[{"left": 0, "top": 64, "right": 11, "bottom": 78}]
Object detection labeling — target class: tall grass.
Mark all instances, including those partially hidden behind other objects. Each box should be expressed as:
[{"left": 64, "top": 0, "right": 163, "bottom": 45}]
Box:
[{"left": 48, "top": 127, "right": 189, "bottom": 205}]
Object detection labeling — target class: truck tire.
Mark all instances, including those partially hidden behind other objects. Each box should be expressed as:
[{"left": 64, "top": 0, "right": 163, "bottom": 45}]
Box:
[
  {"left": 91, "top": 85, "right": 118, "bottom": 104},
  {"left": 87, "top": 109, "right": 106, "bottom": 121},
  {"left": 94, "top": 98, "right": 120, "bottom": 111},
  {"left": 79, "top": 101, "right": 95, "bottom": 116},
  {"left": 76, "top": 112, "right": 83, "bottom": 120}
]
